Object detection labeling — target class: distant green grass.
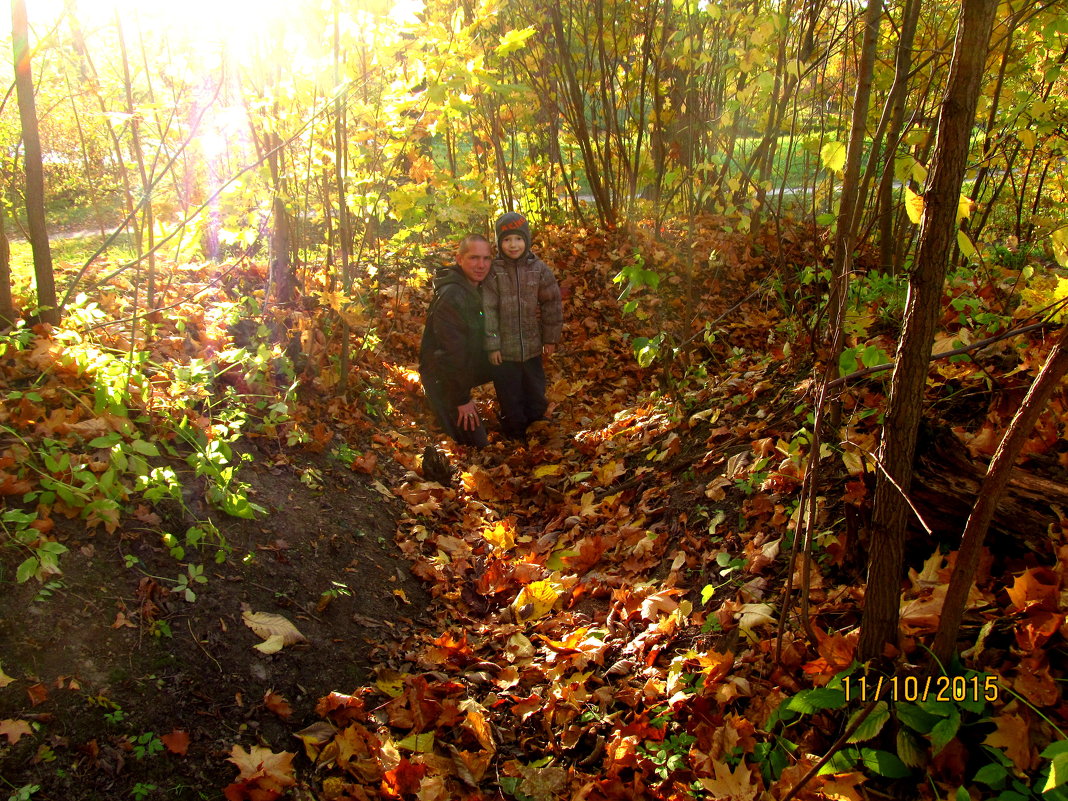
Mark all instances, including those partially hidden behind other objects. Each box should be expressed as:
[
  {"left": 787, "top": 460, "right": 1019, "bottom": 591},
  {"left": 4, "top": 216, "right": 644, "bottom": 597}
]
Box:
[{"left": 9, "top": 233, "right": 140, "bottom": 289}]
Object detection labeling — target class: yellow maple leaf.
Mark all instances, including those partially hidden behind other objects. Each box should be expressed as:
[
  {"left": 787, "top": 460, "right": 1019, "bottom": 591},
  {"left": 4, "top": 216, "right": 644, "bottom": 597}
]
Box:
[
  {"left": 483, "top": 521, "right": 516, "bottom": 552},
  {"left": 698, "top": 758, "right": 760, "bottom": 801},
  {"left": 594, "top": 459, "right": 625, "bottom": 486}
]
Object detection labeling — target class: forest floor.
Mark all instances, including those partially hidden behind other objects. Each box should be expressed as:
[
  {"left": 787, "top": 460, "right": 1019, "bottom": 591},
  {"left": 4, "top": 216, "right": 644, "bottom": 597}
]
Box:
[{"left": 0, "top": 221, "right": 1066, "bottom": 801}]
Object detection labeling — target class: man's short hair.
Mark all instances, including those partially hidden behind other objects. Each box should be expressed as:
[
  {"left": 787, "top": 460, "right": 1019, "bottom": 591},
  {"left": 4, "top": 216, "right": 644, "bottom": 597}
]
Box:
[{"left": 457, "top": 233, "right": 490, "bottom": 257}]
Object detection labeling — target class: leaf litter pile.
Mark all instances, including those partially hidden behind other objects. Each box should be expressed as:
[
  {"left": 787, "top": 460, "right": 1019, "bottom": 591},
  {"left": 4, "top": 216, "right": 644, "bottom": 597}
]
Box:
[{"left": 1, "top": 220, "right": 1067, "bottom": 800}]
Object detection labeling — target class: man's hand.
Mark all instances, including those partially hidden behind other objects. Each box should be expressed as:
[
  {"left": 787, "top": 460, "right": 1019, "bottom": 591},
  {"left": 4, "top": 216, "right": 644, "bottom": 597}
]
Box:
[
  {"left": 542, "top": 343, "right": 556, "bottom": 356},
  {"left": 489, "top": 351, "right": 503, "bottom": 365},
  {"left": 456, "top": 400, "right": 480, "bottom": 430}
]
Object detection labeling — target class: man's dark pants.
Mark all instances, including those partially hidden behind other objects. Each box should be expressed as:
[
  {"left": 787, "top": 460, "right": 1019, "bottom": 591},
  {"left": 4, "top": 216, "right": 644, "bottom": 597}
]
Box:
[{"left": 421, "top": 373, "right": 488, "bottom": 447}]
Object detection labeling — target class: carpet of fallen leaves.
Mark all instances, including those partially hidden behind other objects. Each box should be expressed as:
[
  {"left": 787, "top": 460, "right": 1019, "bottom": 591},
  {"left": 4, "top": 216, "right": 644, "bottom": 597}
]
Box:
[{"left": 2, "top": 218, "right": 1068, "bottom": 800}]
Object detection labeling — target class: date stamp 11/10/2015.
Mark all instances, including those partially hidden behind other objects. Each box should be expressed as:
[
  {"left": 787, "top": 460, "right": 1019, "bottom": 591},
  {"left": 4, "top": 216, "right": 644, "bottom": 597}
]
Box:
[{"left": 843, "top": 673, "right": 1000, "bottom": 704}]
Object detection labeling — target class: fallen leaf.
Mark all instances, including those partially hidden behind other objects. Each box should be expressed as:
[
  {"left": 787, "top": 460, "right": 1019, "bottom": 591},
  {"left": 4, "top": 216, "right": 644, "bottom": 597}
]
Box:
[
  {"left": 111, "top": 611, "right": 137, "bottom": 629},
  {"left": 242, "top": 611, "right": 306, "bottom": 651},
  {"left": 382, "top": 757, "right": 427, "bottom": 797},
  {"left": 225, "top": 744, "right": 296, "bottom": 800},
  {"left": 0, "top": 663, "right": 14, "bottom": 688},
  {"left": 254, "top": 634, "right": 286, "bottom": 654},
  {"left": 698, "top": 758, "right": 761, "bottom": 800},
  {"left": 264, "top": 690, "right": 293, "bottom": 719},
  {"left": 0, "top": 719, "right": 33, "bottom": 744},
  {"left": 483, "top": 520, "right": 516, "bottom": 551},
  {"left": 533, "top": 464, "right": 564, "bottom": 478},
  {"left": 27, "top": 683, "right": 48, "bottom": 706},
  {"left": 1006, "top": 567, "right": 1060, "bottom": 612},
  {"left": 293, "top": 721, "right": 336, "bottom": 761},
  {"left": 511, "top": 580, "right": 561, "bottom": 623},
  {"left": 161, "top": 729, "right": 190, "bottom": 755},
  {"left": 983, "top": 711, "right": 1034, "bottom": 772},
  {"left": 396, "top": 732, "right": 435, "bottom": 752}
]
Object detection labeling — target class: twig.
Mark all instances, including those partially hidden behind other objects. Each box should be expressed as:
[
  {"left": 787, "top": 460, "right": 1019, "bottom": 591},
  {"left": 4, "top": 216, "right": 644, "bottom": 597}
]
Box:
[
  {"left": 187, "top": 618, "right": 222, "bottom": 674},
  {"left": 842, "top": 439, "right": 933, "bottom": 535}
]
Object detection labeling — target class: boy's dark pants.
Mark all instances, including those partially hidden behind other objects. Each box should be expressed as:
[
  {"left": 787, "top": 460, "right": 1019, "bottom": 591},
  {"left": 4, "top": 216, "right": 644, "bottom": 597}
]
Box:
[
  {"left": 421, "top": 374, "right": 488, "bottom": 447},
  {"left": 493, "top": 356, "right": 547, "bottom": 437}
]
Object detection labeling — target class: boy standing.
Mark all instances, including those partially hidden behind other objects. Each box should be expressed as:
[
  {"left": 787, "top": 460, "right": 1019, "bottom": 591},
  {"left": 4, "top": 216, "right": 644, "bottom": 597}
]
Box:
[
  {"left": 419, "top": 234, "right": 494, "bottom": 447},
  {"left": 484, "top": 212, "right": 563, "bottom": 439}
]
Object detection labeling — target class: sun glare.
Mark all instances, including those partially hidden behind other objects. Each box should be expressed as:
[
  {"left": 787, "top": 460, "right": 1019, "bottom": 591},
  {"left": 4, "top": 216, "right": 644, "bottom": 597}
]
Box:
[{"left": 27, "top": 0, "right": 296, "bottom": 58}]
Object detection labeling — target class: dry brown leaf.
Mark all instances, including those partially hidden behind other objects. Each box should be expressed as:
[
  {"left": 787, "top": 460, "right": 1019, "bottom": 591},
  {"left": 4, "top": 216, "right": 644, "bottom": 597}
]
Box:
[
  {"left": 161, "top": 729, "right": 190, "bottom": 755},
  {"left": 0, "top": 719, "right": 33, "bottom": 744},
  {"left": 983, "top": 711, "right": 1034, "bottom": 771},
  {"left": 241, "top": 611, "right": 306, "bottom": 652},
  {"left": 264, "top": 690, "right": 293, "bottom": 719}
]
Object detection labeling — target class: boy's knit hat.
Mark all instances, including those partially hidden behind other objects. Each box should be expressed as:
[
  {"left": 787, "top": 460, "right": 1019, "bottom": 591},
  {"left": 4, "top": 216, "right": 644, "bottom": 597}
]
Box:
[{"left": 495, "top": 212, "right": 530, "bottom": 252}]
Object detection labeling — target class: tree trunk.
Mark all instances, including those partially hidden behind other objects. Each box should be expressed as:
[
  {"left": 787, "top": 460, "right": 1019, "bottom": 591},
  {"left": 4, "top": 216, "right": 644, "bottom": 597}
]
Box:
[
  {"left": 11, "top": 0, "right": 58, "bottom": 325},
  {"left": 873, "top": 0, "right": 921, "bottom": 274},
  {"left": 0, "top": 212, "right": 12, "bottom": 328},
  {"left": 931, "top": 325, "right": 1068, "bottom": 667},
  {"left": 827, "top": 0, "right": 883, "bottom": 348},
  {"left": 858, "top": 0, "right": 1000, "bottom": 662}
]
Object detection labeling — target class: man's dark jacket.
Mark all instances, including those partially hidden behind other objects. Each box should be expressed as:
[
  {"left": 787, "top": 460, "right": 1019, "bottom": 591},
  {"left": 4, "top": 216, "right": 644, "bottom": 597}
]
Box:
[{"left": 419, "top": 267, "right": 491, "bottom": 405}]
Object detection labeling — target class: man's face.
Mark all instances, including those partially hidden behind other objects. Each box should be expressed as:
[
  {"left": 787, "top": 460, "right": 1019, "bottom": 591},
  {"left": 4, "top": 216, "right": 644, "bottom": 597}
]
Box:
[
  {"left": 457, "top": 240, "right": 492, "bottom": 284},
  {"left": 500, "top": 233, "right": 526, "bottom": 260}
]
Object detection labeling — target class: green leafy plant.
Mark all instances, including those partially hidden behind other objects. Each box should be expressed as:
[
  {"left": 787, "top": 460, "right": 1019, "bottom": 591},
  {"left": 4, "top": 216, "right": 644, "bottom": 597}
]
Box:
[
  {"left": 130, "top": 732, "right": 164, "bottom": 760},
  {"left": 2, "top": 508, "right": 69, "bottom": 585},
  {"left": 6, "top": 785, "right": 40, "bottom": 801},
  {"left": 173, "top": 563, "right": 207, "bottom": 602},
  {"left": 640, "top": 732, "right": 697, "bottom": 780}
]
